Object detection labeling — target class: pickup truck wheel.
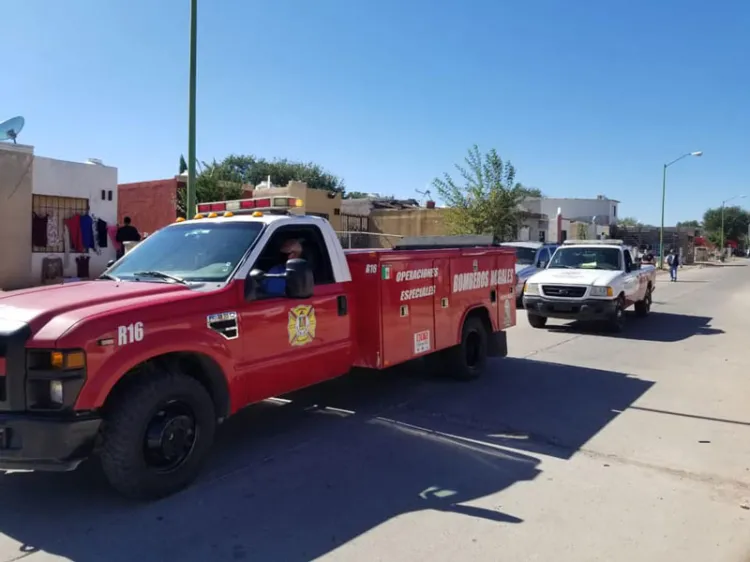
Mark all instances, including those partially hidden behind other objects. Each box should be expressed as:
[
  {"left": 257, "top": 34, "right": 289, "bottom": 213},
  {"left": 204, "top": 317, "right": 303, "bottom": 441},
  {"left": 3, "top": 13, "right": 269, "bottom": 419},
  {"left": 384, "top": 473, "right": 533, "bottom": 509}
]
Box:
[
  {"left": 634, "top": 288, "right": 652, "bottom": 317},
  {"left": 607, "top": 298, "right": 626, "bottom": 333},
  {"left": 447, "top": 316, "right": 489, "bottom": 381},
  {"left": 527, "top": 313, "right": 547, "bottom": 329},
  {"left": 99, "top": 369, "right": 216, "bottom": 500}
]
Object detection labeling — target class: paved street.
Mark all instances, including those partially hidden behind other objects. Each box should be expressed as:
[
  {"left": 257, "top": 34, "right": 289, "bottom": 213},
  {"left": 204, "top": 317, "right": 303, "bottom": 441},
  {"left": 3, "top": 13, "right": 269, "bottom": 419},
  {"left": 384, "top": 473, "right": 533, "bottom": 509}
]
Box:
[{"left": 1, "top": 264, "right": 749, "bottom": 562}]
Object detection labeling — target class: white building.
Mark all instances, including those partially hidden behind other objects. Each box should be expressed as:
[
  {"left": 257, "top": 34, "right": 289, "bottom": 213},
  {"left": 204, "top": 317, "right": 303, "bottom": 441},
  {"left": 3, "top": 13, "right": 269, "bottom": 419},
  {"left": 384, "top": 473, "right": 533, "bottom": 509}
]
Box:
[
  {"left": 0, "top": 143, "right": 118, "bottom": 290},
  {"left": 518, "top": 195, "right": 619, "bottom": 243}
]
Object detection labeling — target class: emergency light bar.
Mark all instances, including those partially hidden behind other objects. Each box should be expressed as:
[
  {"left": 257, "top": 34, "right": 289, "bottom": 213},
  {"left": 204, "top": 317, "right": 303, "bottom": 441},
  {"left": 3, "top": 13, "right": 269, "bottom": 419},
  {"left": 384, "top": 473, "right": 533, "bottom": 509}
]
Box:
[
  {"left": 562, "top": 239, "right": 624, "bottom": 245},
  {"left": 195, "top": 196, "right": 303, "bottom": 216}
]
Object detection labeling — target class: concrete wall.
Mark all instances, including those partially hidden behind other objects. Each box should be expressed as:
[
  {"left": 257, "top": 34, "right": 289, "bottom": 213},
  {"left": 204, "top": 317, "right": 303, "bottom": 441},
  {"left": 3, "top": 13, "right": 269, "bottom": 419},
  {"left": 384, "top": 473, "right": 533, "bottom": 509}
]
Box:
[
  {"left": 370, "top": 208, "right": 447, "bottom": 239},
  {"left": 118, "top": 178, "right": 180, "bottom": 236},
  {"left": 32, "top": 157, "right": 118, "bottom": 281},
  {"left": 0, "top": 144, "right": 34, "bottom": 290}
]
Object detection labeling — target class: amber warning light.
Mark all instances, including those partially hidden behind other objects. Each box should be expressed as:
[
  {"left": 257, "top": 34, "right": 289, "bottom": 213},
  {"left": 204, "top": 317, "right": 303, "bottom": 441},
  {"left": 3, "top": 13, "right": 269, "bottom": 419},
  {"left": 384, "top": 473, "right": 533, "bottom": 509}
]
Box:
[{"left": 195, "top": 196, "right": 303, "bottom": 217}]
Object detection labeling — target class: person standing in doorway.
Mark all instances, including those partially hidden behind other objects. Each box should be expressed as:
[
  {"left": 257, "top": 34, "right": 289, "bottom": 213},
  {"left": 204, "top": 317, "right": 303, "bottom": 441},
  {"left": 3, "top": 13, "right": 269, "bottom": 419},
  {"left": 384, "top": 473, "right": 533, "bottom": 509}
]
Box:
[
  {"left": 115, "top": 216, "right": 142, "bottom": 259},
  {"left": 666, "top": 248, "right": 680, "bottom": 282}
]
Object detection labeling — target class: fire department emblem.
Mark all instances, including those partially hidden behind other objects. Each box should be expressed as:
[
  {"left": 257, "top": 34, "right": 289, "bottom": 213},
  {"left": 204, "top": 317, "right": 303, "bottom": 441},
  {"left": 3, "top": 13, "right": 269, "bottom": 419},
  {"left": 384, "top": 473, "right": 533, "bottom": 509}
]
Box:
[{"left": 288, "top": 305, "right": 317, "bottom": 346}]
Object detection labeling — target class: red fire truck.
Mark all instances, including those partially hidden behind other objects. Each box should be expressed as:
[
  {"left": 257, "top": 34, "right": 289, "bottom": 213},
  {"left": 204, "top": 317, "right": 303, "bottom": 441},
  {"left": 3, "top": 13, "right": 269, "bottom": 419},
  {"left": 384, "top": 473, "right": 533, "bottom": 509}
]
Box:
[{"left": 0, "top": 196, "right": 516, "bottom": 499}]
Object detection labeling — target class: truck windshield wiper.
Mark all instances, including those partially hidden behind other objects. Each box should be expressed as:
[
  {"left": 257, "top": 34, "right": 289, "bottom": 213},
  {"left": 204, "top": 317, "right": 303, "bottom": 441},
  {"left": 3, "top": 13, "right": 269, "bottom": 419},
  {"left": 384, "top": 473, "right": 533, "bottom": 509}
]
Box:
[
  {"left": 132, "top": 271, "right": 187, "bottom": 284},
  {"left": 98, "top": 273, "right": 121, "bottom": 281}
]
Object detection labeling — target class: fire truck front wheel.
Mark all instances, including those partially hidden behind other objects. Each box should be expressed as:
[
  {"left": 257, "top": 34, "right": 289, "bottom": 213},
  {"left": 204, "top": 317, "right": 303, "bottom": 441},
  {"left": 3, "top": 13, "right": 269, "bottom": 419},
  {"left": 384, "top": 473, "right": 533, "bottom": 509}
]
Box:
[
  {"left": 447, "top": 315, "right": 489, "bottom": 381},
  {"left": 99, "top": 368, "right": 216, "bottom": 500}
]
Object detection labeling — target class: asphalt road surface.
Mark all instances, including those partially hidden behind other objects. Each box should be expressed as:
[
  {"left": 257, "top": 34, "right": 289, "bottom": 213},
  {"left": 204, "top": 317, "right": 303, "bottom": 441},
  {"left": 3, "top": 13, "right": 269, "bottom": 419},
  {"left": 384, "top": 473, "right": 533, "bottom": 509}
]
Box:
[{"left": 1, "top": 264, "right": 749, "bottom": 562}]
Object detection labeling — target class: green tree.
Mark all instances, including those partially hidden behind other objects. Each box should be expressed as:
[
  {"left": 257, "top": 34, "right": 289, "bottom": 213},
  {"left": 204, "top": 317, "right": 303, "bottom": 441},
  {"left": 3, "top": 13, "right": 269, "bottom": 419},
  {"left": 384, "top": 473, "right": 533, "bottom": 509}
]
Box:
[
  {"left": 179, "top": 155, "right": 187, "bottom": 174},
  {"left": 432, "top": 145, "right": 534, "bottom": 241},
  {"left": 524, "top": 187, "right": 543, "bottom": 198},
  {"left": 676, "top": 219, "right": 700, "bottom": 228},
  {"left": 618, "top": 216, "right": 641, "bottom": 227},
  {"left": 176, "top": 154, "right": 345, "bottom": 217},
  {"left": 344, "top": 191, "right": 372, "bottom": 199},
  {"left": 211, "top": 154, "right": 344, "bottom": 193},
  {"left": 703, "top": 206, "right": 750, "bottom": 246}
]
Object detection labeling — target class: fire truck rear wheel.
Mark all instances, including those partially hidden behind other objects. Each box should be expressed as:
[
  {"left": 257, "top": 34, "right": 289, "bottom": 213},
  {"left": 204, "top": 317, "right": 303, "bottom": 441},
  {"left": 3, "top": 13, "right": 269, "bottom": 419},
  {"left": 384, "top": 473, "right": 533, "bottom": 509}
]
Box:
[
  {"left": 99, "top": 369, "right": 216, "bottom": 500},
  {"left": 448, "top": 316, "right": 489, "bottom": 381}
]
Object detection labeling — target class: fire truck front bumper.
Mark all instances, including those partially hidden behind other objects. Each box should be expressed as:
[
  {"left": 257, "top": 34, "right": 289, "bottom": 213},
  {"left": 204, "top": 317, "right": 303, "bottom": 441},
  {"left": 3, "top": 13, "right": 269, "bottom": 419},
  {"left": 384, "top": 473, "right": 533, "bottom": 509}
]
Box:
[{"left": 0, "top": 413, "right": 101, "bottom": 471}]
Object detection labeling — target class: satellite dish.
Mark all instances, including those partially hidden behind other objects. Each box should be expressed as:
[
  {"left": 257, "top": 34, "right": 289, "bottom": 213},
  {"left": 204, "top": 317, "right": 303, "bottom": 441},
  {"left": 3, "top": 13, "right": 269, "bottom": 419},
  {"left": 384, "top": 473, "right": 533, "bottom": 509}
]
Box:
[{"left": 0, "top": 116, "right": 25, "bottom": 144}]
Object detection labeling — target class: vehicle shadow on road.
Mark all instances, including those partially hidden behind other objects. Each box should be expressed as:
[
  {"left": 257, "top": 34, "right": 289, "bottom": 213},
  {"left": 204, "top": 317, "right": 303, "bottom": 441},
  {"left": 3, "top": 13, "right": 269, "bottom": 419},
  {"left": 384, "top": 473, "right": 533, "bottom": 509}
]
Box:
[
  {"left": 548, "top": 312, "right": 723, "bottom": 342},
  {"left": 0, "top": 358, "right": 652, "bottom": 562}
]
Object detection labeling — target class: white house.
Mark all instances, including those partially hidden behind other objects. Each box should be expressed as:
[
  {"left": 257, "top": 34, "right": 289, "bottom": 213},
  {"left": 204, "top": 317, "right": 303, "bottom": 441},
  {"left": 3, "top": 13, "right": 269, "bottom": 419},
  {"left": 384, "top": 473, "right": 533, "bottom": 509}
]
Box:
[
  {"left": 0, "top": 142, "right": 119, "bottom": 289},
  {"left": 519, "top": 195, "right": 619, "bottom": 243}
]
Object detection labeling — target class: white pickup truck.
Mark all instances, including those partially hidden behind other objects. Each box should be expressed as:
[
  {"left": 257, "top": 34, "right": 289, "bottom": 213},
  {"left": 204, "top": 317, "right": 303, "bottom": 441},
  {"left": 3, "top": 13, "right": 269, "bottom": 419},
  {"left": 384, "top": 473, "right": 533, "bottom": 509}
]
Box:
[{"left": 522, "top": 239, "right": 656, "bottom": 332}]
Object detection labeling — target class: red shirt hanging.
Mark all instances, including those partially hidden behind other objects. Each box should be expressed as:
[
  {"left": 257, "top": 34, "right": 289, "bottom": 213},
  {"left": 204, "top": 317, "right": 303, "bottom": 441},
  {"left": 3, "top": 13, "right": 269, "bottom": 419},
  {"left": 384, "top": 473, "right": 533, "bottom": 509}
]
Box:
[{"left": 65, "top": 214, "right": 84, "bottom": 253}]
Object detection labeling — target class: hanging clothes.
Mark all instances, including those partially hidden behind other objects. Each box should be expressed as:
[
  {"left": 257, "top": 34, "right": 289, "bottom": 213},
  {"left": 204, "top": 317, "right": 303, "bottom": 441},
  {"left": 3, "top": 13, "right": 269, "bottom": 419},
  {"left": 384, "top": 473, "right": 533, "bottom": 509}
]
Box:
[
  {"left": 62, "top": 225, "right": 71, "bottom": 269},
  {"left": 108, "top": 224, "right": 121, "bottom": 252},
  {"left": 64, "top": 215, "right": 84, "bottom": 253},
  {"left": 32, "top": 212, "right": 49, "bottom": 247},
  {"left": 47, "top": 210, "right": 61, "bottom": 247},
  {"left": 96, "top": 219, "right": 108, "bottom": 248},
  {"left": 79, "top": 214, "right": 95, "bottom": 251}
]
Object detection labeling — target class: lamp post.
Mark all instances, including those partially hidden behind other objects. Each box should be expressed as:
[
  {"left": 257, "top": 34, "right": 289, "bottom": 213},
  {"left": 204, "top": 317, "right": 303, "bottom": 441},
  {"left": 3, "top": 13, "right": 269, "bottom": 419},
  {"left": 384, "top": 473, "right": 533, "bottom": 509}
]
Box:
[
  {"left": 720, "top": 195, "right": 746, "bottom": 257},
  {"left": 659, "top": 151, "right": 702, "bottom": 268},
  {"left": 185, "top": 0, "right": 198, "bottom": 219}
]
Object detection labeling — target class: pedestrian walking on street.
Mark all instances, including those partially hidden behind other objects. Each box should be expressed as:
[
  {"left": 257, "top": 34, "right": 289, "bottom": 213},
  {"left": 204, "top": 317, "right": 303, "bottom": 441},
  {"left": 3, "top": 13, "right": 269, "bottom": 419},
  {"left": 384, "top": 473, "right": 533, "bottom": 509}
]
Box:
[{"left": 667, "top": 248, "right": 679, "bottom": 281}]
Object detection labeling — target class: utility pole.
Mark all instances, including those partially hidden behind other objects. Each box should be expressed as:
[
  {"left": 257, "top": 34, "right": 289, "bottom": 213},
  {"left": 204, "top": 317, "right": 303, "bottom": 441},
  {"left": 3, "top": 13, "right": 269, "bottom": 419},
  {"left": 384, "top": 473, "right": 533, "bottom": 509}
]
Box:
[{"left": 186, "top": 0, "right": 198, "bottom": 219}]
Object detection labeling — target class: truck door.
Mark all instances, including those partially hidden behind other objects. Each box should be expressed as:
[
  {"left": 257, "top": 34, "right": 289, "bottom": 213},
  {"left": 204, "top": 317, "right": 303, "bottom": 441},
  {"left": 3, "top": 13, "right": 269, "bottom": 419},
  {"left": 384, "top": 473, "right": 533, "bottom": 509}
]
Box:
[
  {"left": 237, "top": 224, "right": 352, "bottom": 404},
  {"left": 622, "top": 249, "right": 640, "bottom": 304}
]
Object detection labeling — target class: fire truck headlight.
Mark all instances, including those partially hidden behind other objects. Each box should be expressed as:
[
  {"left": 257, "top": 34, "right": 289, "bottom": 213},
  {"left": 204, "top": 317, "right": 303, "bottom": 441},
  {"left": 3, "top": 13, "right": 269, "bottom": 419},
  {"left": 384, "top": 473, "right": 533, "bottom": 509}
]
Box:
[{"left": 50, "top": 380, "right": 64, "bottom": 404}]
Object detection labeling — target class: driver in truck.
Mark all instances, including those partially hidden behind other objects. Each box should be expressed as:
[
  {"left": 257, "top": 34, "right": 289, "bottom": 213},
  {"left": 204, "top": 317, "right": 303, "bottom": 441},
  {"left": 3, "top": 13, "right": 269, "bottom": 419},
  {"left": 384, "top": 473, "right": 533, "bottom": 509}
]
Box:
[{"left": 263, "top": 238, "right": 303, "bottom": 296}]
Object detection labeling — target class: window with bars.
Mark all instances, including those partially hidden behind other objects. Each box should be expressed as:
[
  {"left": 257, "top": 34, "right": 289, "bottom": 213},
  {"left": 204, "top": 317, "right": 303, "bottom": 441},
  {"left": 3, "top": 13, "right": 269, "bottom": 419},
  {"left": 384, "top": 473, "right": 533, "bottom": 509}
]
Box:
[{"left": 31, "top": 195, "right": 89, "bottom": 253}]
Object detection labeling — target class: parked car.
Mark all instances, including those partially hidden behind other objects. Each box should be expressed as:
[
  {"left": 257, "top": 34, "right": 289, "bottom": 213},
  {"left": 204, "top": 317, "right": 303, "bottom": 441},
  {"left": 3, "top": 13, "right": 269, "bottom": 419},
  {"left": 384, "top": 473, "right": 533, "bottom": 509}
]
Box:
[
  {"left": 522, "top": 239, "right": 656, "bottom": 332},
  {"left": 500, "top": 242, "right": 559, "bottom": 307}
]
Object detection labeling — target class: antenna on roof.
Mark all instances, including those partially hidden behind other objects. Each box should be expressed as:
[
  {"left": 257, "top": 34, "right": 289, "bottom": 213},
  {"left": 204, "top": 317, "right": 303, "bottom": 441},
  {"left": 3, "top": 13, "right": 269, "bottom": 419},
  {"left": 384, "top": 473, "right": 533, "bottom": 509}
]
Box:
[{"left": 0, "top": 116, "right": 25, "bottom": 144}]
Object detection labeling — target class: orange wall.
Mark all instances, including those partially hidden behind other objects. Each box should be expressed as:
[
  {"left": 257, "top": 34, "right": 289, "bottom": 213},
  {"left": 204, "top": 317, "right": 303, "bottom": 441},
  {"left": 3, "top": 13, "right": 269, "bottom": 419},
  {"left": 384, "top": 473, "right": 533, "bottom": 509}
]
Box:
[{"left": 118, "top": 178, "right": 180, "bottom": 235}]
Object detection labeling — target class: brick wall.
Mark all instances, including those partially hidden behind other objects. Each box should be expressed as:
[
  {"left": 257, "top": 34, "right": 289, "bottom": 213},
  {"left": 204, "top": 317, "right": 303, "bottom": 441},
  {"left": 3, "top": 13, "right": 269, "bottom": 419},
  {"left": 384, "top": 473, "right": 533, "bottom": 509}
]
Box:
[{"left": 117, "top": 178, "right": 180, "bottom": 235}]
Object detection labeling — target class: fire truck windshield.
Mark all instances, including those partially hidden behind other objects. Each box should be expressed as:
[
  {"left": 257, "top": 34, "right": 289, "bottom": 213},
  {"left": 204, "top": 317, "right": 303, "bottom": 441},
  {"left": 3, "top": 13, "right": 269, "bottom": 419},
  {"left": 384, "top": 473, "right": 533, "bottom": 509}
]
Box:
[{"left": 107, "top": 221, "right": 264, "bottom": 283}]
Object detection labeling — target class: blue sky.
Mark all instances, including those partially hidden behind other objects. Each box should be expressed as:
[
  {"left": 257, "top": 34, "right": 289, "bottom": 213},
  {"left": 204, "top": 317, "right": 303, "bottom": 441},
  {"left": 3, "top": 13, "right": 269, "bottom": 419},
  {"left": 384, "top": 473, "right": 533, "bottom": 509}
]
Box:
[{"left": 4, "top": 0, "right": 748, "bottom": 225}]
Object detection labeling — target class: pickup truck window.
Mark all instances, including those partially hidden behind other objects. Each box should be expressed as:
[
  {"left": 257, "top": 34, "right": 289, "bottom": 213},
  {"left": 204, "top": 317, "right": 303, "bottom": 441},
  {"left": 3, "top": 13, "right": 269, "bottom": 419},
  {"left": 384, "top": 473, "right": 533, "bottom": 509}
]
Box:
[
  {"left": 548, "top": 247, "right": 622, "bottom": 271},
  {"left": 252, "top": 224, "right": 335, "bottom": 297},
  {"left": 109, "top": 222, "right": 264, "bottom": 282},
  {"left": 507, "top": 246, "right": 537, "bottom": 265}
]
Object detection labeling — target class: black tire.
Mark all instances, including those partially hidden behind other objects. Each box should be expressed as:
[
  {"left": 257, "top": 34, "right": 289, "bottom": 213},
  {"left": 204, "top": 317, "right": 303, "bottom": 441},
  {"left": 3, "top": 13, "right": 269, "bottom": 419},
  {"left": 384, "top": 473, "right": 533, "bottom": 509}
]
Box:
[
  {"left": 445, "top": 316, "right": 489, "bottom": 381},
  {"left": 99, "top": 369, "right": 216, "bottom": 500},
  {"left": 634, "top": 287, "right": 652, "bottom": 317},
  {"left": 607, "top": 297, "right": 626, "bottom": 332},
  {"left": 527, "top": 313, "right": 547, "bottom": 329}
]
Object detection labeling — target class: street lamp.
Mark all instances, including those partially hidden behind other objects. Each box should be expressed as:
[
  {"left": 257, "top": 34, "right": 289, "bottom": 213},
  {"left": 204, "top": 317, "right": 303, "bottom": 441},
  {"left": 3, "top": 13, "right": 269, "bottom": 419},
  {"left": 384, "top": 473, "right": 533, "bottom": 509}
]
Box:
[
  {"left": 186, "top": 0, "right": 198, "bottom": 219},
  {"left": 659, "top": 151, "right": 702, "bottom": 267},
  {"left": 720, "top": 195, "right": 746, "bottom": 256}
]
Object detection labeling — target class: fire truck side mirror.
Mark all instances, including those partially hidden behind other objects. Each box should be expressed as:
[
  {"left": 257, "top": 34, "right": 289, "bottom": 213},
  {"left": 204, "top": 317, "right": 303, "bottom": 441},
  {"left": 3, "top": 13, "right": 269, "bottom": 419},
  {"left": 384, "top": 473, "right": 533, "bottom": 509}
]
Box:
[
  {"left": 245, "top": 269, "right": 266, "bottom": 300},
  {"left": 285, "top": 258, "right": 314, "bottom": 299}
]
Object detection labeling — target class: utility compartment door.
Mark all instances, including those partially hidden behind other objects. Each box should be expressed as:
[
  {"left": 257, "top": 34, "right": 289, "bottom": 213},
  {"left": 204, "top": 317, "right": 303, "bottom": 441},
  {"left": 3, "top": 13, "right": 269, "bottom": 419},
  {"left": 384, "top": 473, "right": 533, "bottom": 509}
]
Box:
[
  {"left": 380, "top": 259, "right": 438, "bottom": 367},
  {"left": 432, "top": 258, "right": 455, "bottom": 351}
]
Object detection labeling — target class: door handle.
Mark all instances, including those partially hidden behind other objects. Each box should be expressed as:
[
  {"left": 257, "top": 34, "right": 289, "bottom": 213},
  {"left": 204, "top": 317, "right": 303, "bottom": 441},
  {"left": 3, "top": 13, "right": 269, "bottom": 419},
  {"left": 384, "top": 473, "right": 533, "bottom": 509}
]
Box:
[{"left": 337, "top": 295, "right": 348, "bottom": 316}]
